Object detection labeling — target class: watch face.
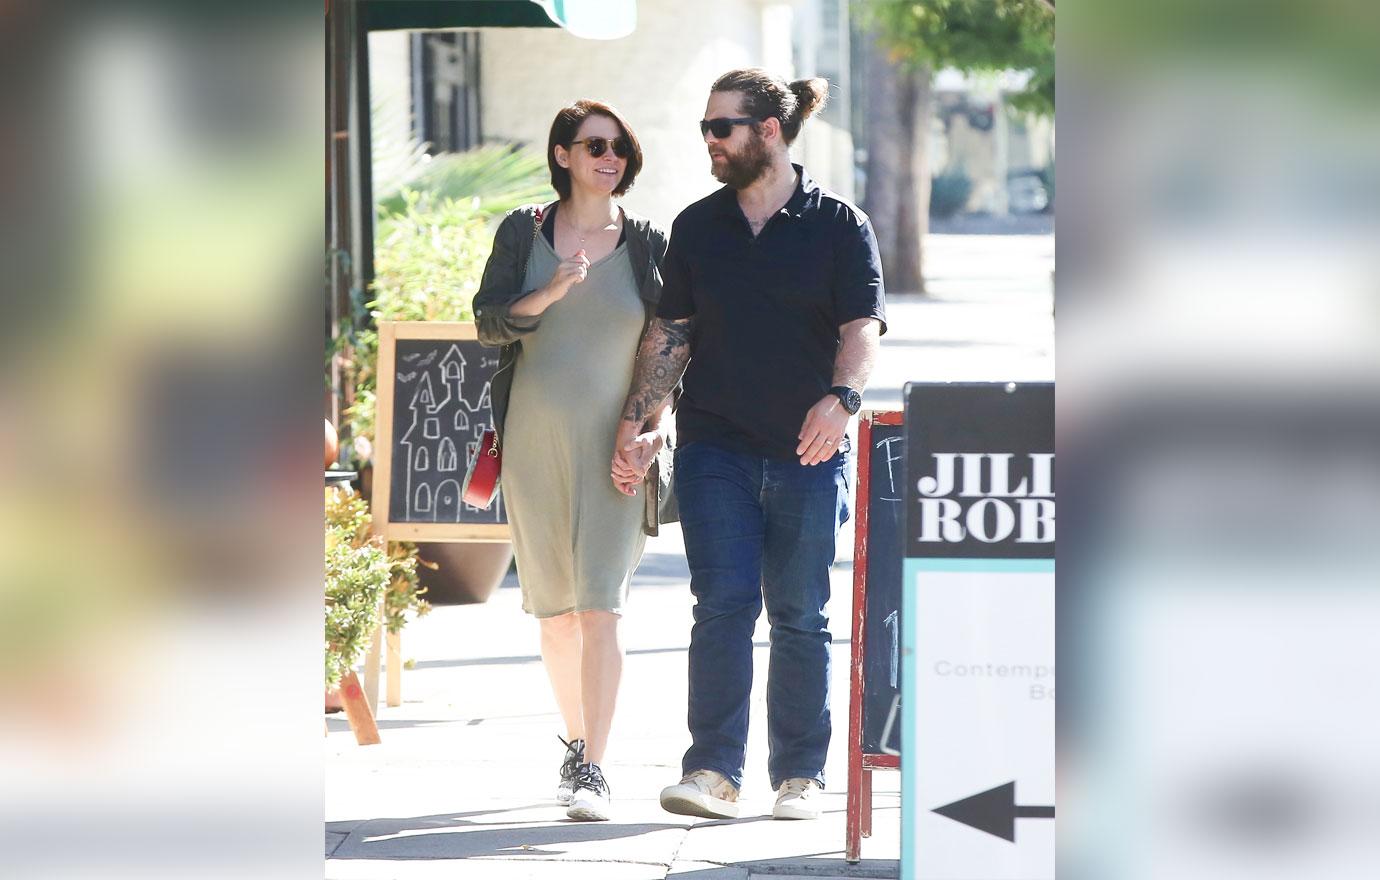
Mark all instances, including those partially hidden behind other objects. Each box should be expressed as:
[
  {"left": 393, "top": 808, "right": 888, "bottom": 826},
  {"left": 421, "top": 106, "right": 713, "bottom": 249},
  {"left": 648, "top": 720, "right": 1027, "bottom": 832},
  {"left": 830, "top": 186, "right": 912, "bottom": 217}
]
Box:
[{"left": 835, "top": 387, "right": 861, "bottom": 414}]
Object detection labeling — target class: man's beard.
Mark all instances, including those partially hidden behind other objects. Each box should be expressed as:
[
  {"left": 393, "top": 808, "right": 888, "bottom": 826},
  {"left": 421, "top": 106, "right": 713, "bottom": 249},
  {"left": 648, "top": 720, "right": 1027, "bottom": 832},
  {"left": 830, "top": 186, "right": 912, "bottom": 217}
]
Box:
[{"left": 711, "top": 131, "right": 772, "bottom": 189}]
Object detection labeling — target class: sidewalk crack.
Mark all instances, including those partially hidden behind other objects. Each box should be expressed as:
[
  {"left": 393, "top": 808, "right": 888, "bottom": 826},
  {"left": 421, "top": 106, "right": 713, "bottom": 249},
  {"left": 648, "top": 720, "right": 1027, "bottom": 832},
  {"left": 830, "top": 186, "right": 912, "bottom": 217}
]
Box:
[{"left": 661, "top": 823, "right": 694, "bottom": 878}]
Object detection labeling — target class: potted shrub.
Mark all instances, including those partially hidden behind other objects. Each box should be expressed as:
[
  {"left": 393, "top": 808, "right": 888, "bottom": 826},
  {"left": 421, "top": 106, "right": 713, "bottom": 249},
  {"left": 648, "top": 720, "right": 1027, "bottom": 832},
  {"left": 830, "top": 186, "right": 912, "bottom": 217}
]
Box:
[{"left": 325, "top": 487, "right": 428, "bottom": 694}]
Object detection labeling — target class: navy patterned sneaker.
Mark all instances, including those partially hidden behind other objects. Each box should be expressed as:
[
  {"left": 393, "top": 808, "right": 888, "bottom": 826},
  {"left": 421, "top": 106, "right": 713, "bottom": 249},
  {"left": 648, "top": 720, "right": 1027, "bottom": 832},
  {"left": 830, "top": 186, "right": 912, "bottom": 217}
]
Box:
[{"left": 556, "top": 736, "right": 585, "bottom": 806}]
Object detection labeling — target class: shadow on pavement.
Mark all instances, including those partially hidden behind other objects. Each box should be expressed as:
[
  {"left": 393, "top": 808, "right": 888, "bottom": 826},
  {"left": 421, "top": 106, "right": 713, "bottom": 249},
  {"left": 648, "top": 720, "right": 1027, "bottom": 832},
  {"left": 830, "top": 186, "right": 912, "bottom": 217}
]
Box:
[
  {"left": 673, "top": 857, "right": 899, "bottom": 879},
  {"left": 330, "top": 810, "right": 691, "bottom": 859},
  {"left": 327, "top": 806, "right": 547, "bottom": 834},
  {"left": 325, "top": 717, "right": 461, "bottom": 732}
]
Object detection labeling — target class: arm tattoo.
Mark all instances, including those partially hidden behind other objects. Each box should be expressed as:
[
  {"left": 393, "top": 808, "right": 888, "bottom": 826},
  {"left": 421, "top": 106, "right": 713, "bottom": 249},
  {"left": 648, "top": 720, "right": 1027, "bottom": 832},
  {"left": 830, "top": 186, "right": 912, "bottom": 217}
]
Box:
[{"left": 622, "top": 318, "right": 693, "bottom": 424}]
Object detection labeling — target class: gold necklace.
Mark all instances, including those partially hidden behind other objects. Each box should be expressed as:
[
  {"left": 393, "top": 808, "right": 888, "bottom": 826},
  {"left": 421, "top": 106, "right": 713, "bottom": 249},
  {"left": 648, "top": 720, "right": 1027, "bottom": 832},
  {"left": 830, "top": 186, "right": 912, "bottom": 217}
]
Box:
[{"left": 561, "top": 209, "right": 618, "bottom": 244}]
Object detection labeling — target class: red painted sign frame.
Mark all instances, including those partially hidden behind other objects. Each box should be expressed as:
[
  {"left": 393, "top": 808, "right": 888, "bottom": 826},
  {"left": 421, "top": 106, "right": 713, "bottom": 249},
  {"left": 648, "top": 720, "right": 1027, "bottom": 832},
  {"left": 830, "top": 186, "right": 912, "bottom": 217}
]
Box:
[{"left": 847, "top": 410, "right": 903, "bottom": 863}]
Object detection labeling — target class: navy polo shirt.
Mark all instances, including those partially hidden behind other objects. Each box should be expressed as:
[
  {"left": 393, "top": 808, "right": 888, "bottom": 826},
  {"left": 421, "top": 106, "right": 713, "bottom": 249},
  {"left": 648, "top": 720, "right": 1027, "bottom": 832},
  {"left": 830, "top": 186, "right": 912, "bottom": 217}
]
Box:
[{"left": 657, "top": 165, "right": 886, "bottom": 460}]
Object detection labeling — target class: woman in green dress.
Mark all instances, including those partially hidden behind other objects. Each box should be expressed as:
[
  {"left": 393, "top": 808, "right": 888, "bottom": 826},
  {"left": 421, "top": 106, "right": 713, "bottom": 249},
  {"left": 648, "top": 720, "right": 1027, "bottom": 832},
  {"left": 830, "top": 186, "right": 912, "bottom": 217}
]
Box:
[{"left": 474, "top": 100, "right": 671, "bottom": 822}]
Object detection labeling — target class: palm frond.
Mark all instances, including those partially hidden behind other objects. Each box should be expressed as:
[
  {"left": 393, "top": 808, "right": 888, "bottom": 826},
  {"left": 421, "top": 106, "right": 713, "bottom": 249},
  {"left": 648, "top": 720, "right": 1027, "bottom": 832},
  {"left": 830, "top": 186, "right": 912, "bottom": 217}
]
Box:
[
  {"left": 376, "top": 144, "right": 554, "bottom": 219},
  {"left": 371, "top": 99, "right": 553, "bottom": 219}
]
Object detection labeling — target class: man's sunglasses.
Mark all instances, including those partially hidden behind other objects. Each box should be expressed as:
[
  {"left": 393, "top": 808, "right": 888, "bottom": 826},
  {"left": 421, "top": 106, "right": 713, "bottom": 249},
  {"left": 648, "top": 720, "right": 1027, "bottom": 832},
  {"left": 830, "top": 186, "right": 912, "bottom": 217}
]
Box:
[
  {"left": 699, "top": 116, "right": 759, "bottom": 139},
  {"left": 570, "top": 136, "right": 633, "bottom": 159}
]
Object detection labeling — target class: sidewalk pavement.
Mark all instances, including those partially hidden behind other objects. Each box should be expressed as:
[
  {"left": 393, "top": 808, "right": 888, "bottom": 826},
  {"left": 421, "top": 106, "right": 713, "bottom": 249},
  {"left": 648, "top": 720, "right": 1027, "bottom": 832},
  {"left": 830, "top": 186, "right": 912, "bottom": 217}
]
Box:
[{"left": 325, "top": 234, "right": 1054, "bottom": 879}]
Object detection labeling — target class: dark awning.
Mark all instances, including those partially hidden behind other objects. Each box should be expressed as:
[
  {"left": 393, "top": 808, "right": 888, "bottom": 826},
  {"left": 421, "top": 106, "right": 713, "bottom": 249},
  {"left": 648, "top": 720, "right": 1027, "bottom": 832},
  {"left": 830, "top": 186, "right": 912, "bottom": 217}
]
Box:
[{"left": 363, "top": 1, "right": 558, "bottom": 32}]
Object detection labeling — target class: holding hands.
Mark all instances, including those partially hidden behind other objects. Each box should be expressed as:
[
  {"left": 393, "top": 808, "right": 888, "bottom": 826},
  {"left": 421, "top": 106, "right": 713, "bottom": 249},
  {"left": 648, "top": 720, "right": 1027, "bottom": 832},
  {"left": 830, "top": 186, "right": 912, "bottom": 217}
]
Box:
[{"left": 610, "top": 420, "right": 665, "bottom": 497}]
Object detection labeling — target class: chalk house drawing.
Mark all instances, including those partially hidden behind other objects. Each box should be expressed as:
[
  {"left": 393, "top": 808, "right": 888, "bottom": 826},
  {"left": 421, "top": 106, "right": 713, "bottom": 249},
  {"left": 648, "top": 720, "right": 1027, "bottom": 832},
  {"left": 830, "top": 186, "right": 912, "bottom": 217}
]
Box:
[{"left": 397, "top": 343, "right": 503, "bottom": 522}]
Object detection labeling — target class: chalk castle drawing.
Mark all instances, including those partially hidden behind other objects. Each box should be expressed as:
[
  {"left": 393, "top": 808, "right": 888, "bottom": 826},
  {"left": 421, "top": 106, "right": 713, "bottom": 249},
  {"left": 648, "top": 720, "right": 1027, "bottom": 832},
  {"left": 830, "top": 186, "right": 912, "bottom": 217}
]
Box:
[{"left": 397, "top": 343, "right": 502, "bottom": 522}]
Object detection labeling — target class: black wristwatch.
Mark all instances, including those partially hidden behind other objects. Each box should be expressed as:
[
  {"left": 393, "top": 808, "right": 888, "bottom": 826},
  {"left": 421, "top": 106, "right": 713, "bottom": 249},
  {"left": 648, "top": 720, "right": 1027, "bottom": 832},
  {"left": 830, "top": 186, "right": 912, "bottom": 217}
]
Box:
[{"left": 830, "top": 385, "right": 862, "bottom": 415}]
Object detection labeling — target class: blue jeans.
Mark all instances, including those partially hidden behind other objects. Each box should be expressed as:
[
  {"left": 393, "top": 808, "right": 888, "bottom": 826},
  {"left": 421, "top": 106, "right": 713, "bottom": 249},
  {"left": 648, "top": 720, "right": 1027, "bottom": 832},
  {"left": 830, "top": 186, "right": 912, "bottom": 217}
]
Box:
[{"left": 674, "top": 440, "right": 852, "bottom": 791}]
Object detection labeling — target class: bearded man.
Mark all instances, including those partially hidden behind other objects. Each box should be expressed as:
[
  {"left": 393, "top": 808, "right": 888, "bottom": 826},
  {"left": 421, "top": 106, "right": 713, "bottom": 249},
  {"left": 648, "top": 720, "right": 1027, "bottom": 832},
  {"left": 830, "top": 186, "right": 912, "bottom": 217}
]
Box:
[{"left": 610, "top": 69, "right": 887, "bottom": 820}]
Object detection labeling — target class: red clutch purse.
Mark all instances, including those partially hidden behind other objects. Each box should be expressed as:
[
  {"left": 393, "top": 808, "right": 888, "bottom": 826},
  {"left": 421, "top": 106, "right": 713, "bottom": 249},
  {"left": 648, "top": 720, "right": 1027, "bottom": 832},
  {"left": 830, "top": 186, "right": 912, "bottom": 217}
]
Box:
[{"left": 461, "top": 428, "right": 501, "bottom": 509}]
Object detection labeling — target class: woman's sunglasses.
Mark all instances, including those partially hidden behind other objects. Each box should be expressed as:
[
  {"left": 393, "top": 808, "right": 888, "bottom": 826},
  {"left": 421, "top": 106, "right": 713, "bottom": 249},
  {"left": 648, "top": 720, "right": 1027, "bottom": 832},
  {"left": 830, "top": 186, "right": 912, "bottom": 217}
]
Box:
[
  {"left": 699, "top": 116, "right": 759, "bottom": 139},
  {"left": 570, "top": 136, "right": 633, "bottom": 159}
]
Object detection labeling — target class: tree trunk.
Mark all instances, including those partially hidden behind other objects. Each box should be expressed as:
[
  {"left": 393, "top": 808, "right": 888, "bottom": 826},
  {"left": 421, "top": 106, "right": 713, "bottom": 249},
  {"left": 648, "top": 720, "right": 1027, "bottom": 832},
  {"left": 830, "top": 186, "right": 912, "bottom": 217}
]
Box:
[{"left": 862, "top": 32, "right": 930, "bottom": 295}]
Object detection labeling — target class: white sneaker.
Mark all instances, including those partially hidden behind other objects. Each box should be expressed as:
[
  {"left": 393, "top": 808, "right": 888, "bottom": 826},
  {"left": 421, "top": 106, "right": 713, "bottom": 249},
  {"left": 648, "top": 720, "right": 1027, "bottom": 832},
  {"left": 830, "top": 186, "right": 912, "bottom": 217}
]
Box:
[
  {"left": 772, "top": 778, "right": 823, "bottom": 820},
  {"left": 566, "top": 763, "right": 611, "bottom": 822},
  {"left": 660, "top": 769, "right": 740, "bottom": 819}
]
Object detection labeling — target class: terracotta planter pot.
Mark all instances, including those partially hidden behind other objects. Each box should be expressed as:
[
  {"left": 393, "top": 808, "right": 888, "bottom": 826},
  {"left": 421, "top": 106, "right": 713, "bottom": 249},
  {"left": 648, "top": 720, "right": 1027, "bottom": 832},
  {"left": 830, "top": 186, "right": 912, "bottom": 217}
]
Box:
[
  {"left": 415, "top": 541, "right": 513, "bottom": 605},
  {"left": 325, "top": 419, "right": 338, "bottom": 468}
]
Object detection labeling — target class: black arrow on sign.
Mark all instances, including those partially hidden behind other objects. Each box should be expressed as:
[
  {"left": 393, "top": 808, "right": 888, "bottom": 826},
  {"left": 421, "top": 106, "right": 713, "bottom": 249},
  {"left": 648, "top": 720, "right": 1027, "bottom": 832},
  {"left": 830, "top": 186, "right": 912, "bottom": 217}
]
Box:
[{"left": 932, "top": 781, "right": 1055, "bottom": 842}]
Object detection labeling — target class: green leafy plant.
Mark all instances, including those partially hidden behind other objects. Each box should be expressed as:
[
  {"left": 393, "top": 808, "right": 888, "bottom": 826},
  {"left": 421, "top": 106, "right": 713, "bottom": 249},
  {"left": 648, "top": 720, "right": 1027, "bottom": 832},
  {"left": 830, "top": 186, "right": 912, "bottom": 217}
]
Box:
[
  {"left": 337, "top": 128, "right": 552, "bottom": 464},
  {"left": 860, "top": 0, "right": 1054, "bottom": 114},
  {"left": 376, "top": 145, "right": 555, "bottom": 227},
  {"left": 343, "top": 192, "right": 496, "bottom": 462},
  {"left": 371, "top": 100, "right": 435, "bottom": 213},
  {"left": 383, "top": 537, "right": 431, "bottom": 635},
  {"left": 325, "top": 488, "right": 389, "bottom": 690},
  {"left": 372, "top": 191, "right": 494, "bottom": 322},
  {"left": 371, "top": 99, "right": 553, "bottom": 229},
  {"left": 324, "top": 487, "right": 426, "bottom": 690}
]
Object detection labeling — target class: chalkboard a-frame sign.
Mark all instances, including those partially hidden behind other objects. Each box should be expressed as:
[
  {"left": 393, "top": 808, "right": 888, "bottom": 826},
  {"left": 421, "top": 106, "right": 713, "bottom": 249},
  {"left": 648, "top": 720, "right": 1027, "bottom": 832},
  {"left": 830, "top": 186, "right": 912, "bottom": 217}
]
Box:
[
  {"left": 846, "top": 409, "right": 905, "bottom": 862},
  {"left": 371, "top": 322, "right": 510, "bottom": 542}
]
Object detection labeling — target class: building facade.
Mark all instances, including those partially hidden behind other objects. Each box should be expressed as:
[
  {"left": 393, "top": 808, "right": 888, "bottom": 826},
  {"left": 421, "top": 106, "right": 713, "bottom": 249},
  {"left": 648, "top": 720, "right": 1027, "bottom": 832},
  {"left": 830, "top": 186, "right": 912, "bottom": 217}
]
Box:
[{"left": 368, "top": 0, "right": 858, "bottom": 226}]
